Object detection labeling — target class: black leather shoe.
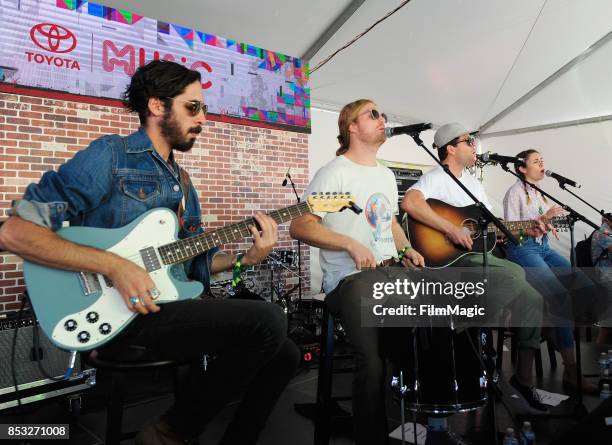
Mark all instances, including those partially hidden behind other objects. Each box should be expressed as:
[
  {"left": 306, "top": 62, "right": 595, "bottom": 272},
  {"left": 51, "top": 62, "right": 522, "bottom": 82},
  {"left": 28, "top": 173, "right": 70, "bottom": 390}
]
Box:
[{"left": 509, "top": 374, "right": 548, "bottom": 413}]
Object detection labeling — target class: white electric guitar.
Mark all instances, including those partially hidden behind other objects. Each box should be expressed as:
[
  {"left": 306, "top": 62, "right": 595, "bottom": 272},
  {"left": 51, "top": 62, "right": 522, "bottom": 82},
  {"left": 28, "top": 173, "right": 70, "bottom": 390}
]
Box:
[{"left": 23, "top": 193, "right": 361, "bottom": 351}]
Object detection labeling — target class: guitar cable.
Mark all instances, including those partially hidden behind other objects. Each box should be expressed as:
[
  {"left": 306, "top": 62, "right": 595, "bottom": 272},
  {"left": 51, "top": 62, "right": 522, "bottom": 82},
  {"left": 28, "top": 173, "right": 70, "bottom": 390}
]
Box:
[
  {"left": 10, "top": 292, "right": 75, "bottom": 411},
  {"left": 32, "top": 317, "right": 72, "bottom": 381}
]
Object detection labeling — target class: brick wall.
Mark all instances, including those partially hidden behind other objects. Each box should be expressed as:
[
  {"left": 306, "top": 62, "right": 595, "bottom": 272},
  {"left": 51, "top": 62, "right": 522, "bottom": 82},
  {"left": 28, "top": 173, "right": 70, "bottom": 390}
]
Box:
[{"left": 0, "top": 92, "right": 310, "bottom": 312}]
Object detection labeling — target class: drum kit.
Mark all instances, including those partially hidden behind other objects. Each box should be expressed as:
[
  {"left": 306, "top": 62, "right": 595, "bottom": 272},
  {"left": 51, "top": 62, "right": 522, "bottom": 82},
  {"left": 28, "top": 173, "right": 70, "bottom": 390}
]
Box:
[{"left": 384, "top": 326, "right": 496, "bottom": 445}]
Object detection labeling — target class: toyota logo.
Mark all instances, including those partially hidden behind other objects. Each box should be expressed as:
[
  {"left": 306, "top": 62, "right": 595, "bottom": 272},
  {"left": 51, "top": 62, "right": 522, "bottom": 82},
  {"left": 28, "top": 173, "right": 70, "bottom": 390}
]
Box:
[{"left": 30, "top": 23, "right": 77, "bottom": 54}]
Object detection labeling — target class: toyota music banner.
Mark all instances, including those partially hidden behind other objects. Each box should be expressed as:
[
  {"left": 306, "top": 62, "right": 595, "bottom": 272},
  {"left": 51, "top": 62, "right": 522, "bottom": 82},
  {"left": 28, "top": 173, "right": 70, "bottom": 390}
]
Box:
[{"left": 0, "top": 0, "right": 311, "bottom": 132}]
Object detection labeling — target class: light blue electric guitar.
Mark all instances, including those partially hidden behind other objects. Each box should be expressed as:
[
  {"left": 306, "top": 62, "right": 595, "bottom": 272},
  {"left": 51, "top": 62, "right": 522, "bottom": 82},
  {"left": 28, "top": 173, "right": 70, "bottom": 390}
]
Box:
[{"left": 23, "top": 193, "right": 359, "bottom": 351}]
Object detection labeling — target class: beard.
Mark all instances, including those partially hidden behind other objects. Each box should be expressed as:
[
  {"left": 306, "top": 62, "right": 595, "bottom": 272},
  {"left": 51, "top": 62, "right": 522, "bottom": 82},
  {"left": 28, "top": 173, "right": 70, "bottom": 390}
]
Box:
[{"left": 160, "top": 110, "right": 202, "bottom": 152}]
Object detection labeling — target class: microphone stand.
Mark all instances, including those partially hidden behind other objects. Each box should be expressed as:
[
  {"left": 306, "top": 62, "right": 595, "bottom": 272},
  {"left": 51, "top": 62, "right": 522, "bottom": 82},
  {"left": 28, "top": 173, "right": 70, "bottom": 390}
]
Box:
[
  {"left": 407, "top": 132, "right": 518, "bottom": 445},
  {"left": 284, "top": 173, "right": 303, "bottom": 304},
  {"left": 494, "top": 161, "right": 599, "bottom": 417},
  {"left": 495, "top": 163, "right": 599, "bottom": 261},
  {"left": 266, "top": 254, "right": 309, "bottom": 310},
  {"left": 556, "top": 181, "right": 609, "bottom": 220}
]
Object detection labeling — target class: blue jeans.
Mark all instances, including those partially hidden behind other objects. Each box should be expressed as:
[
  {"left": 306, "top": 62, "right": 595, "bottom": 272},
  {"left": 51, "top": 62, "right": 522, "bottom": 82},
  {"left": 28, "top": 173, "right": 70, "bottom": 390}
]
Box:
[{"left": 505, "top": 236, "right": 593, "bottom": 349}]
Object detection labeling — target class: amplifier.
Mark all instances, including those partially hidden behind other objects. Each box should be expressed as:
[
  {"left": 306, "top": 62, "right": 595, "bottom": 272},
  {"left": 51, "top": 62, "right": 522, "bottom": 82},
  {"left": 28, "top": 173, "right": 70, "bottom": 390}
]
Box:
[
  {"left": 265, "top": 249, "right": 297, "bottom": 268},
  {"left": 388, "top": 167, "right": 423, "bottom": 226},
  {"left": 389, "top": 167, "right": 423, "bottom": 200},
  {"left": 0, "top": 310, "right": 95, "bottom": 410}
]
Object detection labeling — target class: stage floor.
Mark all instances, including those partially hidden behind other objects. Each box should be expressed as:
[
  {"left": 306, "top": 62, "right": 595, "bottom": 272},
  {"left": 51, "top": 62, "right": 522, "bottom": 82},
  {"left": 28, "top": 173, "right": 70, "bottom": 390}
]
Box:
[{"left": 0, "top": 335, "right": 609, "bottom": 444}]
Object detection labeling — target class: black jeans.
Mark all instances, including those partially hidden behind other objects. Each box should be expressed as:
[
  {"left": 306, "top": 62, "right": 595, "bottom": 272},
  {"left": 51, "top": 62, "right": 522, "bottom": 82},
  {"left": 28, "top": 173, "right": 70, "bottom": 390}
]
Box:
[
  {"left": 326, "top": 276, "right": 390, "bottom": 445},
  {"left": 98, "top": 298, "right": 300, "bottom": 444}
]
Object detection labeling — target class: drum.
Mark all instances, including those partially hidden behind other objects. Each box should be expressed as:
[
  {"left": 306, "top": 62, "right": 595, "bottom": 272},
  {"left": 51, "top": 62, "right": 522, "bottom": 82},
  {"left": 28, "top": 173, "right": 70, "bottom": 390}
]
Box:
[{"left": 384, "top": 327, "right": 488, "bottom": 413}]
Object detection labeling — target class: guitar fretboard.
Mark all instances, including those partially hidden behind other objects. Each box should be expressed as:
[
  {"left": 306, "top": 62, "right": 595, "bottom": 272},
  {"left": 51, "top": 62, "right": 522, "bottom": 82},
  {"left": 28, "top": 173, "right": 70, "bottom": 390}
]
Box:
[
  {"left": 158, "top": 201, "right": 311, "bottom": 265},
  {"left": 462, "top": 216, "right": 566, "bottom": 235}
]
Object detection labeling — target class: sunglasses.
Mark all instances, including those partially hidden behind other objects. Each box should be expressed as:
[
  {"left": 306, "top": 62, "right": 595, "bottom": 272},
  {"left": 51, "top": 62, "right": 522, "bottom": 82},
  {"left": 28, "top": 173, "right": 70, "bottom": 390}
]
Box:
[
  {"left": 359, "top": 108, "right": 388, "bottom": 123},
  {"left": 164, "top": 97, "right": 208, "bottom": 117},
  {"left": 456, "top": 136, "right": 477, "bottom": 147}
]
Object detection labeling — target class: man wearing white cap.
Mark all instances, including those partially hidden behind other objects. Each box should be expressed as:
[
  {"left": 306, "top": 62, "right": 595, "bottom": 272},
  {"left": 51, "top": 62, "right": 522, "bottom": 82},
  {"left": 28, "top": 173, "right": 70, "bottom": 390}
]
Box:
[{"left": 401, "top": 122, "right": 548, "bottom": 412}]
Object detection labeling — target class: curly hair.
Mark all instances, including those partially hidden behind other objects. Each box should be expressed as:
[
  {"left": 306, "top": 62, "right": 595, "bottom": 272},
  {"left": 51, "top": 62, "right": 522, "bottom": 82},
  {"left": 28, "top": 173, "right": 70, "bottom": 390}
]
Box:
[{"left": 122, "top": 60, "right": 201, "bottom": 126}]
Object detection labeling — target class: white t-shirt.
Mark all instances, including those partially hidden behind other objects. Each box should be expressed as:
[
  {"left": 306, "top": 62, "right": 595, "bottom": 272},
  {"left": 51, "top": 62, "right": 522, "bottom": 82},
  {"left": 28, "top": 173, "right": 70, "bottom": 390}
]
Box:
[
  {"left": 305, "top": 155, "right": 399, "bottom": 293},
  {"left": 409, "top": 165, "right": 493, "bottom": 210}
]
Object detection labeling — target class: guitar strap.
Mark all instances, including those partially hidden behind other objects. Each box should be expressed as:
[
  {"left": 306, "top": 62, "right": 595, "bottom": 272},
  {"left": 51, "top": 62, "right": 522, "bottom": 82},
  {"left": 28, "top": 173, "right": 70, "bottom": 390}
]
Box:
[{"left": 177, "top": 166, "right": 191, "bottom": 228}]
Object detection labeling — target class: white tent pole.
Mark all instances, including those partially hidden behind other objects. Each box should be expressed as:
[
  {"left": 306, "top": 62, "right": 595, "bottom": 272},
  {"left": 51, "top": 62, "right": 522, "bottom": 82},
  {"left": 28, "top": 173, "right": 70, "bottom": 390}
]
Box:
[
  {"left": 301, "top": 0, "right": 366, "bottom": 61},
  {"left": 480, "top": 114, "right": 612, "bottom": 139},
  {"left": 479, "top": 28, "right": 612, "bottom": 133}
]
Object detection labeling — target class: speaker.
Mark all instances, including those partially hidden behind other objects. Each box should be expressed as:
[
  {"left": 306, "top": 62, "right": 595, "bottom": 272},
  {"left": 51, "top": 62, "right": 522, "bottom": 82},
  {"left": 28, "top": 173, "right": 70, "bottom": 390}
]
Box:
[
  {"left": 0, "top": 309, "right": 95, "bottom": 411},
  {"left": 388, "top": 167, "right": 422, "bottom": 230},
  {"left": 0, "top": 310, "right": 79, "bottom": 389}
]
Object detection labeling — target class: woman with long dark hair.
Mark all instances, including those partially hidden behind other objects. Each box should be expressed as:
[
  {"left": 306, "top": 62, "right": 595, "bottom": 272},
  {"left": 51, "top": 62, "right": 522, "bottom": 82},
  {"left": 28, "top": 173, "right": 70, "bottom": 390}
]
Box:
[{"left": 503, "top": 149, "right": 597, "bottom": 393}]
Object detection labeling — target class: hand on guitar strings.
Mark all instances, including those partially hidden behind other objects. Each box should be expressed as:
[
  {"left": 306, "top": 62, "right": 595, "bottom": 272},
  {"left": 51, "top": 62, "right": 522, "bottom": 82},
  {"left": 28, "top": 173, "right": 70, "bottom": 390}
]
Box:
[
  {"left": 241, "top": 212, "right": 278, "bottom": 266},
  {"left": 542, "top": 206, "right": 568, "bottom": 240},
  {"left": 107, "top": 256, "right": 161, "bottom": 315},
  {"left": 445, "top": 225, "right": 474, "bottom": 250}
]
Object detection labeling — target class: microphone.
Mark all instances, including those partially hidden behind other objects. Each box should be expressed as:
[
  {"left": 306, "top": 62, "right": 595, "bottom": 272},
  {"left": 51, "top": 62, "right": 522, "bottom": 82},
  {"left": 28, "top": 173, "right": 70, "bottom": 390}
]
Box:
[
  {"left": 477, "top": 152, "right": 525, "bottom": 164},
  {"left": 545, "top": 170, "right": 581, "bottom": 188},
  {"left": 384, "top": 122, "right": 432, "bottom": 138},
  {"left": 282, "top": 168, "right": 291, "bottom": 187}
]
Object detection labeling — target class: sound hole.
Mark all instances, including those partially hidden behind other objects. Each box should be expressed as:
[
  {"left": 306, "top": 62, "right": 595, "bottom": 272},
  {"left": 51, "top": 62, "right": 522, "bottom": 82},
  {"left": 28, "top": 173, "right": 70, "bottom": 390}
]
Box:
[{"left": 463, "top": 219, "right": 481, "bottom": 239}]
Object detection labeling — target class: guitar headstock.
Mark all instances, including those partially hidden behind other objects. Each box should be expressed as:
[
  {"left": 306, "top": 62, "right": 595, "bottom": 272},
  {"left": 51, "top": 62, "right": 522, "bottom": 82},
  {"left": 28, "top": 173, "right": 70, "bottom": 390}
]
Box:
[
  {"left": 307, "top": 192, "right": 362, "bottom": 214},
  {"left": 550, "top": 216, "right": 570, "bottom": 232}
]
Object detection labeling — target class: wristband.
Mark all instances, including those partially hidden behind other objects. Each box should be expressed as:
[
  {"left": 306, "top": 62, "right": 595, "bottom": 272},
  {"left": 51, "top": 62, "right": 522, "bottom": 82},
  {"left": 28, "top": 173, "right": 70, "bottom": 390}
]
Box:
[
  {"left": 231, "top": 253, "right": 244, "bottom": 287},
  {"left": 398, "top": 246, "right": 411, "bottom": 261}
]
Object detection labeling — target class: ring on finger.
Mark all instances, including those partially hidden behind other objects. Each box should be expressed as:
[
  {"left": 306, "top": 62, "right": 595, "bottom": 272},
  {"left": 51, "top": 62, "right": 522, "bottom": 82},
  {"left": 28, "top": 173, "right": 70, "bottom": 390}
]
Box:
[
  {"left": 148, "top": 287, "right": 161, "bottom": 300},
  {"left": 129, "top": 296, "right": 141, "bottom": 305}
]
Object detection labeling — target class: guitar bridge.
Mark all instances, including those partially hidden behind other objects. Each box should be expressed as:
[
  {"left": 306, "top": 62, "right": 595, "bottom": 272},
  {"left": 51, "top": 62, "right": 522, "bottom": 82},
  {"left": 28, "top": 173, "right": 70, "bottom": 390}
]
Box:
[
  {"left": 102, "top": 275, "right": 113, "bottom": 288},
  {"left": 78, "top": 272, "right": 102, "bottom": 296}
]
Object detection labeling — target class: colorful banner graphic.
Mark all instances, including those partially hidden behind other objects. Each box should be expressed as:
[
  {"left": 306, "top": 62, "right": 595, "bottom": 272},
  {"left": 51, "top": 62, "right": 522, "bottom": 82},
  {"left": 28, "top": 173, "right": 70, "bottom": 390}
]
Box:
[{"left": 0, "top": 0, "right": 310, "bottom": 131}]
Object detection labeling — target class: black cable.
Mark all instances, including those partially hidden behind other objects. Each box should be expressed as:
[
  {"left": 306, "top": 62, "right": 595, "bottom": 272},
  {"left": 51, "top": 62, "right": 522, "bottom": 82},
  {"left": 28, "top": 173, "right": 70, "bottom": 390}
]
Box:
[{"left": 310, "top": 0, "right": 412, "bottom": 73}]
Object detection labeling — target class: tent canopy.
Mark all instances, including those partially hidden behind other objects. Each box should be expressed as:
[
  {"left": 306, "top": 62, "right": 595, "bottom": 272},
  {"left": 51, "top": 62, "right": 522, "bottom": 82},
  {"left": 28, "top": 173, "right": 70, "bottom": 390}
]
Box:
[{"left": 97, "top": 0, "right": 612, "bottom": 134}]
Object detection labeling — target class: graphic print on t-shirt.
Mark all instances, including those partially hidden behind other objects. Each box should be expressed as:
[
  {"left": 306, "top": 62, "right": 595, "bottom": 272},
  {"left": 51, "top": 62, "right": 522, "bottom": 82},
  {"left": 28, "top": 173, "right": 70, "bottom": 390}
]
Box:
[{"left": 365, "top": 193, "right": 392, "bottom": 242}]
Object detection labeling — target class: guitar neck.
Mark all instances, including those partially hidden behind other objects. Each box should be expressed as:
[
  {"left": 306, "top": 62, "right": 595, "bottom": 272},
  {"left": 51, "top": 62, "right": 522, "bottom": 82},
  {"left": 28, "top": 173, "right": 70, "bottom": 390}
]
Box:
[
  {"left": 489, "top": 216, "right": 565, "bottom": 235},
  {"left": 158, "top": 201, "right": 311, "bottom": 265}
]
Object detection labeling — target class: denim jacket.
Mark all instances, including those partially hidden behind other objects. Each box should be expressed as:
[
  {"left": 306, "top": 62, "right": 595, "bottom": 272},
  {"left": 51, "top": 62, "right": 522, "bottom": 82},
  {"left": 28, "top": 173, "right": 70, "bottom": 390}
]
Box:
[{"left": 12, "top": 128, "right": 217, "bottom": 292}]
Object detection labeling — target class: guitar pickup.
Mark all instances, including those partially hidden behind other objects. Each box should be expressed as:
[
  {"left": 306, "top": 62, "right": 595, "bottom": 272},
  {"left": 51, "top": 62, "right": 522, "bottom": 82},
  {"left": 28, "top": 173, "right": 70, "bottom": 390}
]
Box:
[
  {"left": 78, "top": 272, "right": 102, "bottom": 296},
  {"left": 140, "top": 246, "right": 162, "bottom": 272}
]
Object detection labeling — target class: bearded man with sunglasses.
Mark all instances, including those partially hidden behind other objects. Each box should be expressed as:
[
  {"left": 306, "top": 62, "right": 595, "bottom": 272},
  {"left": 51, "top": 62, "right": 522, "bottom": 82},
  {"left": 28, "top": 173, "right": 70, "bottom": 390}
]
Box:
[
  {"left": 0, "top": 60, "right": 300, "bottom": 445},
  {"left": 290, "top": 99, "right": 425, "bottom": 445},
  {"left": 401, "top": 122, "right": 548, "bottom": 413}
]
